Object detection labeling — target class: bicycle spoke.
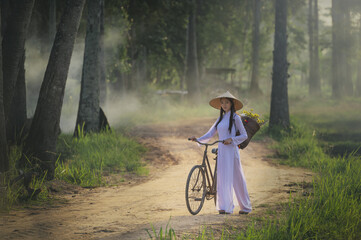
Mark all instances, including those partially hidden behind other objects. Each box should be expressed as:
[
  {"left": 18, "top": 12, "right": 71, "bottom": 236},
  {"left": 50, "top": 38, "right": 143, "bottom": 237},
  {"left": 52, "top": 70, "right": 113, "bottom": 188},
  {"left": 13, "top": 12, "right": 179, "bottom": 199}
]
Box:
[{"left": 185, "top": 166, "right": 206, "bottom": 215}]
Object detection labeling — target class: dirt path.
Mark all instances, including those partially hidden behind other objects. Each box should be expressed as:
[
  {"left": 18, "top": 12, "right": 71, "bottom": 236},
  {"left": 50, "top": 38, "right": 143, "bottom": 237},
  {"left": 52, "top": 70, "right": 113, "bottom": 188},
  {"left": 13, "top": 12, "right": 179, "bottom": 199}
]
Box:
[{"left": 0, "top": 118, "right": 312, "bottom": 240}]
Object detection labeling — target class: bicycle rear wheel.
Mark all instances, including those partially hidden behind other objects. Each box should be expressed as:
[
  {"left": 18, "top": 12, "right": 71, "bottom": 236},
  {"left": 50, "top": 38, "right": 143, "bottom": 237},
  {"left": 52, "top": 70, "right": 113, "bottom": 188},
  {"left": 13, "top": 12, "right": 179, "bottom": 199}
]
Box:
[{"left": 185, "top": 165, "right": 206, "bottom": 215}]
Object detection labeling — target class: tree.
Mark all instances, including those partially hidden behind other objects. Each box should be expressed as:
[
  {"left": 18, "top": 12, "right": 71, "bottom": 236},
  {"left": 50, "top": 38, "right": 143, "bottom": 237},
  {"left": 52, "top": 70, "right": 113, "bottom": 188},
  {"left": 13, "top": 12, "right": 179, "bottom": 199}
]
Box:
[
  {"left": 0, "top": 10, "right": 9, "bottom": 173},
  {"left": 2, "top": 0, "right": 35, "bottom": 141},
  {"left": 74, "top": 0, "right": 102, "bottom": 135},
  {"left": 343, "top": 0, "right": 353, "bottom": 96},
  {"left": 185, "top": 0, "right": 200, "bottom": 99},
  {"left": 357, "top": 15, "right": 361, "bottom": 97},
  {"left": 269, "top": 0, "right": 290, "bottom": 130},
  {"left": 7, "top": 49, "right": 27, "bottom": 144},
  {"left": 331, "top": 0, "right": 342, "bottom": 98},
  {"left": 250, "top": 0, "right": 262, "bottom": 95},
  {"left": 332, "top": 0, "right": 353, "bottom": 98},
  {"left": 21, "top": 0, "right": 85, "bottom": 179},
  {"left": 49, "top": 0, "right": 56, "bottom": 43},
  {"left": 99, "top": 0, "right": 106, "bottom": 106},
  {"left": 308, "top": 0, "right": 321, "bottom": 96}
]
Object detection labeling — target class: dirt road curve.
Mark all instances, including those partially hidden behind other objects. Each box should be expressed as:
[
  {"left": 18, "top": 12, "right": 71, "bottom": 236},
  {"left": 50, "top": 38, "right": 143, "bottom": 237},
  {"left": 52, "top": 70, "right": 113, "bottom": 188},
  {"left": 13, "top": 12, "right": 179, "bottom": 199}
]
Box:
[{"left": 0, "top": 118, "right": 312, "bottom": 240}]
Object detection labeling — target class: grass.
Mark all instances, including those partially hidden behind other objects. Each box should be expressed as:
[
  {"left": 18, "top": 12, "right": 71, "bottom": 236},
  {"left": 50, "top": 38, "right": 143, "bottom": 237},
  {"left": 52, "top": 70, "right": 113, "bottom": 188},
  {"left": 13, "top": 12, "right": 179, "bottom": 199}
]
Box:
[
  {"left": 56, "top": 128, "right": 147, "bottom": 187},
  {"left": 0, "top": 146, "right": 50, "bottom": 212},
  {"left": 290, "top": 97, "right": 361, "bottom": 157}
]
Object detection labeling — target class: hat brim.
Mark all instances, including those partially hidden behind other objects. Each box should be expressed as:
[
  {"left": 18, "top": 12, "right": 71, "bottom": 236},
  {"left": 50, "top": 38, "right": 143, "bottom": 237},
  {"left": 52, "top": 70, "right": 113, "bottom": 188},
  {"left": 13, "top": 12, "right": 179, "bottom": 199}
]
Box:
[{"left": 209, "top": 97, "right": 243, "bottom": 111}]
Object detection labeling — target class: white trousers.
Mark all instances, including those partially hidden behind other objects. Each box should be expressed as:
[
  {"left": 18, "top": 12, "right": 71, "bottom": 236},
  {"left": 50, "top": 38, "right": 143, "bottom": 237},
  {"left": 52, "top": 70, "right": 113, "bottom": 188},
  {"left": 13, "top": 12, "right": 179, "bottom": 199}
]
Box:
[{"left": 216, "top": 151, "right": 252, "bottom": 213}]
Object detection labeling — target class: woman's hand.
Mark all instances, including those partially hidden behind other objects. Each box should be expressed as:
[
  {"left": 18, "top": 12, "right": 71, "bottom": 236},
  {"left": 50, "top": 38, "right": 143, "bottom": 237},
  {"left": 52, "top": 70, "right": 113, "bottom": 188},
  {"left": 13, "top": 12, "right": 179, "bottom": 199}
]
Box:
[
  {"left": 188, "top": 136, "right": 197, "bottom": 141},
  {"left": 223, "top": 138, "right": 232, "bottom": 145}
]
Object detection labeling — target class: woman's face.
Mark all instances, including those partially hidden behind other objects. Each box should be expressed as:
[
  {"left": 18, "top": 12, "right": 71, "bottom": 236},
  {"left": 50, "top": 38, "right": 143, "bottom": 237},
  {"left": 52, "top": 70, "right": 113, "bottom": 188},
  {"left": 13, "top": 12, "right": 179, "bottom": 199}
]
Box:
[{"left": 220, "top": 98, "right": 232, "bottom": 112}]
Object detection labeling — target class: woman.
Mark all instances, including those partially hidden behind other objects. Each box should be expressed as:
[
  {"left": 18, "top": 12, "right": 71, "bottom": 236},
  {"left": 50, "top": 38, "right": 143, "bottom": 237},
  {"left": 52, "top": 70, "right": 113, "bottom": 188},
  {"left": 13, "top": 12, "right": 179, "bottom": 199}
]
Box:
[{"left": 189, "top": 91, "right": 251, "bottom": 214}]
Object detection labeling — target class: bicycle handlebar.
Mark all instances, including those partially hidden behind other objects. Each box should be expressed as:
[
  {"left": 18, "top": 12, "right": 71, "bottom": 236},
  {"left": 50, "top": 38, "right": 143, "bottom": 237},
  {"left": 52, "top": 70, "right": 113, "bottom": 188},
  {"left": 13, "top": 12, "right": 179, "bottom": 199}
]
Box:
[{"left": 188, "top": 138, "right": 223, "bottom": 146}]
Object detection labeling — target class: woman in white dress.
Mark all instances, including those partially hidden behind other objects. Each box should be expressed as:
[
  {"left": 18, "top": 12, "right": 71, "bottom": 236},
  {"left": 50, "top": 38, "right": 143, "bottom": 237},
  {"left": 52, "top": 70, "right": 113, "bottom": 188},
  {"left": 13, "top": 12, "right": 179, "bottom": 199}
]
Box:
[{"left": 190, "top": 91, "right": 252, "bottom": 214}]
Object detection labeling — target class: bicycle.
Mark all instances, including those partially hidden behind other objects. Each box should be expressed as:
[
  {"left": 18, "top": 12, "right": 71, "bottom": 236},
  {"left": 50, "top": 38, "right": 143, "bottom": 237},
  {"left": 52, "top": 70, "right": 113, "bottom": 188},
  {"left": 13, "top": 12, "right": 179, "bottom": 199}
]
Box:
[{"left": 185, "top": 139, "right": 222, "bottom": 215}]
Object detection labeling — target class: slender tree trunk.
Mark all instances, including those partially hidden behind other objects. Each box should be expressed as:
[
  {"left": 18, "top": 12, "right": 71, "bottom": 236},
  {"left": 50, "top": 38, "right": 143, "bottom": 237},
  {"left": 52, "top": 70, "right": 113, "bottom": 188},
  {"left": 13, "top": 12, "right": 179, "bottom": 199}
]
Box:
[
  {"left": 309, "top": 0, "right": 321, "bottom": 96},
  {"left": 343, "top": 1, "right": 353, "bottom": 95},
  {"left": 332, "top": 0, "right": 342, "bottom": 98},
  {"left": 49, "top": 0, "right": 56, "bottom": 43},
  {"left": 99, "top": 0, "right": 106, "bottom": 106},
  {"left": 357, "top": 16, "right": 361, "bottom": 97},
  {"left": 7, "top": 50, "right": 27, "bottom": 144},
  {"left": 1, "top": 0, "right": 10, "bottom": 36},
  {"left": 75, "top": 0, "right": 101, "bottom": 135},
  {"left": 22, "top": 0, "right": 85, "bottom": 179},
  {"left": 250, "top": 0, "right": 262, "bottom": 95},
  {"left": 0, "top": 11, "right": 9, "bottom": 173},
  {"left": 269, "top": 0, "right": 290, "bottom": 130},
  {"left": 308, "top": 0, "right": 315, "bottom": 94},
  {"left": 313, "top": 0, "right": 321, "bottom": 95},
  {"left": 239, "top": 0, "right": 251, "bottom": 92},
  {"left": 183, "top": 25, "right": 189, "bottom": 92},
  {"left": 332, "top": 0, "right": 353, "bottom": 98},
  {"left": 185, "top": 0, "right": 200, "bottom": 99},
  {"left": 2, "top": 0, "right": 34, "bottom": 129}
]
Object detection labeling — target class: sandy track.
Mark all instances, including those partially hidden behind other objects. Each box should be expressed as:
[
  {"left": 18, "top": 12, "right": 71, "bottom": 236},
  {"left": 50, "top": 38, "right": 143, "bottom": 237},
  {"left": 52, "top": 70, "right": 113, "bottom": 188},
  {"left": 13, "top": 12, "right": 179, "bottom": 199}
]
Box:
[{"left": 0, "top": 118, "right": 312, "bottom": 240}]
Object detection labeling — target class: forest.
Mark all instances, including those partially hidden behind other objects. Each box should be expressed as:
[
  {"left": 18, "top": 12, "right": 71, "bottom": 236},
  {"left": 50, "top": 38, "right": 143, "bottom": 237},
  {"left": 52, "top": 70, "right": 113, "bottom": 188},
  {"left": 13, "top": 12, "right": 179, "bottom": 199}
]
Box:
[{"left": 1, "top": 0, "right": 361, "bottom": 239}]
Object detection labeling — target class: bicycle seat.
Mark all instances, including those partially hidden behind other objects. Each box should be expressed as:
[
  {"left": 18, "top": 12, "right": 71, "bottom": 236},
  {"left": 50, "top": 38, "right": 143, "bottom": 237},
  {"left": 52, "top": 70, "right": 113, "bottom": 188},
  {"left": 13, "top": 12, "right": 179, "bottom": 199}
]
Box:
[{"left": 211, "top": 148, "right": 218, "bottom": 154}]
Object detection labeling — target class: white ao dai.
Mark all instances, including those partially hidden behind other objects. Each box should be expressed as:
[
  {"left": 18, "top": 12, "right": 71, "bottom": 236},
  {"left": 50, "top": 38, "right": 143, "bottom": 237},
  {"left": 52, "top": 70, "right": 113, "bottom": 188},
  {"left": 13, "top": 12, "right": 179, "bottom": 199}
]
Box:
[{"left": 197, "top": 111, "right": 252, "bottom": 213}]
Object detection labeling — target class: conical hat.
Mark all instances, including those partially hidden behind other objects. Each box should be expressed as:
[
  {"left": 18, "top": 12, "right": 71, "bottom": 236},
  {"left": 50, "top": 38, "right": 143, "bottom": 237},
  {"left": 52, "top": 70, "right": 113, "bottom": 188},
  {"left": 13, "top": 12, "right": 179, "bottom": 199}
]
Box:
[{"left": 209, "top": 91, "right": 243, "bottom": 111}]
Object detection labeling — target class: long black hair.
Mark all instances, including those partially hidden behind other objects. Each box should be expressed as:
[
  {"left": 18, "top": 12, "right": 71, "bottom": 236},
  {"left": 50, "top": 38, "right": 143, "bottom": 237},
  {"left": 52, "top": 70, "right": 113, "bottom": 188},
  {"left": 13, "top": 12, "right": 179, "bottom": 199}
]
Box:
[{"left": 215, "top": 98, "right": 236, "bottom": 133}]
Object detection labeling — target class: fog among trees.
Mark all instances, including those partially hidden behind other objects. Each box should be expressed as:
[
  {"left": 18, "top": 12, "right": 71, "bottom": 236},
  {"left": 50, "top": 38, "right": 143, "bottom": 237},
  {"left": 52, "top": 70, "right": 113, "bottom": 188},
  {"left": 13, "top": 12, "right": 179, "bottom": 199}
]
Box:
[{"left": 1, "top": 0, "right": 361, "bottom": 177}]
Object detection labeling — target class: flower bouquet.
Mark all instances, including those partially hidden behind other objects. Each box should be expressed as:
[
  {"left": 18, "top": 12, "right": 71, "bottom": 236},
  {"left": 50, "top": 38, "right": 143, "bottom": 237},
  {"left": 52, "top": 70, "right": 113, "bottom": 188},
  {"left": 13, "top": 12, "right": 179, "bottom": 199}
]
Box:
[{"left": 236, "top": 109, "right": 265, "bottom": 149}]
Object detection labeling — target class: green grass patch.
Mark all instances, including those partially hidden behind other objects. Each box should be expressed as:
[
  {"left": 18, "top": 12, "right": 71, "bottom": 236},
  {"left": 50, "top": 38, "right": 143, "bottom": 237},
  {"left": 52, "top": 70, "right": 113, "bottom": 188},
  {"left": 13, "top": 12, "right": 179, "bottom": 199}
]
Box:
[
  {"left": 0, "top": 146, "right": 50, "bottom": 212},
  {"left": 269, "top": 117, "right": 329, "bottom": 169},
  {"left": 55, "top": 129, "right": 147, "bottom": 187}
]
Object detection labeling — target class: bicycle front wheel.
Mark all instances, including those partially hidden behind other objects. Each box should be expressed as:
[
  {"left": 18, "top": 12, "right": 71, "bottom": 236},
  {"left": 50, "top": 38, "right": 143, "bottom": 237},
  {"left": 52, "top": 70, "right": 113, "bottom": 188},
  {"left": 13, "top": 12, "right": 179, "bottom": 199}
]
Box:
[{"left": 185, "top": 165, "right": 206, "bottom": 215}]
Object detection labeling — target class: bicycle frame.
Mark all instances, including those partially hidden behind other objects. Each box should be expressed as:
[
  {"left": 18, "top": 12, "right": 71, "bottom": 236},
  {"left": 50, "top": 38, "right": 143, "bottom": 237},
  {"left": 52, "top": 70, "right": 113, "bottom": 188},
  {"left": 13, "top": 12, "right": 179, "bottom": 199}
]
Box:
[{"left": 193, "top": 140, "right": 222, "bottom": 197}]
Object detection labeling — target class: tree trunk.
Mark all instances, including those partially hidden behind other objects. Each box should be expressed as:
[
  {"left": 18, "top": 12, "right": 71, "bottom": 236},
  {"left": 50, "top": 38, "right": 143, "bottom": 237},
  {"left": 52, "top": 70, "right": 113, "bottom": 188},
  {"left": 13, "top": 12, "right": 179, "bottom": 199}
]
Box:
[
  {"left": 342, "top": 1, "right": 353, "bottom": 96},
  {"left": 75, "top": 0, "right": 101, "bottom": 136},
  {"left": 312, "top": 0, "right": 321, "bottom": 95},
  {"left": 1, "top": 0, "right": 10, "bottom": 36},
  {"left": 183, "top": 25, "right": 189, "bottom": 92},
  {"left": 269, "top": 0, "right": 290, "bottom": 130},
  {"left": 331, "top": 0, "right": 342, "bottom": 98},
  {"left": 0, "top": 11, "right": 9, "bottom": 173},
  {"left": 357, "top": 16, "right": 361, "bottom": 97},
  {"left": 7, "top": 50, "right": 27, "bottom": 144},
  {"left": 308, "top": 0, "right": 315, "bottom": 94},
  {"left": 185, "top": 0, "right": 200, "bottom": 99},
  {"left": 2, "top": 0, "right": 34, "bottom": 129},
  {"left": 239, "top": 0, "right": 251, "bottom": 92},
  {"left": 332, "top": 0, "right": 353, "bottom": 98},
  {"left": 22, "top": 0, "right": 85, "bottom": 179},
  {"left": 99, "top": 0, "right": 106, "bottom": 106},
  {"left": 308, "top": 0, "right": 321, "bottom": 96},
  {"left": 250, "top": 0, "right": 262, "bottom": 95},
  {"left": 49, "top": 0, "right": 56, "bottom": 43}
]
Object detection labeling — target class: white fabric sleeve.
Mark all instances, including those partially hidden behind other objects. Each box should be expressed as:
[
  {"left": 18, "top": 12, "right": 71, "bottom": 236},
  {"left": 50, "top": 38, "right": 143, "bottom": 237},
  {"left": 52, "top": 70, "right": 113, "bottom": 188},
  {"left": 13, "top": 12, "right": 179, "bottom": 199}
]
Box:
[
  {"left": 197, "top": 118, "right": 219, "bottom": 143},
  {"left": 231, "top": 114, "right": 248, "bottom": 146}
]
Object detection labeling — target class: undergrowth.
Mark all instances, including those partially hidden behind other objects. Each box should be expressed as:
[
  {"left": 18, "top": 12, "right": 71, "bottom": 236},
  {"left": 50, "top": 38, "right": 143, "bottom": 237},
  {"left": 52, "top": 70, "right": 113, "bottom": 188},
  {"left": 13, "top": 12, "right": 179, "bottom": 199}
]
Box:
[
  {"left": 56, "top": 128, "right": 147, "bottom": 187},
  {"left": 0, "top": 147, "right": 49, "bottom": 212}
]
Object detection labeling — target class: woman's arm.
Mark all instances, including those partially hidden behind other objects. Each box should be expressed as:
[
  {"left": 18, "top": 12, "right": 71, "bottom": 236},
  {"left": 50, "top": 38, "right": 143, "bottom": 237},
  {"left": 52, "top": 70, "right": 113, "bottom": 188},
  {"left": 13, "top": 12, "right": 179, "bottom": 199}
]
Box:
[
  {"left": 231, "top": 114, "right": 248, "bottom": 146},
  {"left": 197, "top": 118, "right": 219, "bottom": 143}
]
